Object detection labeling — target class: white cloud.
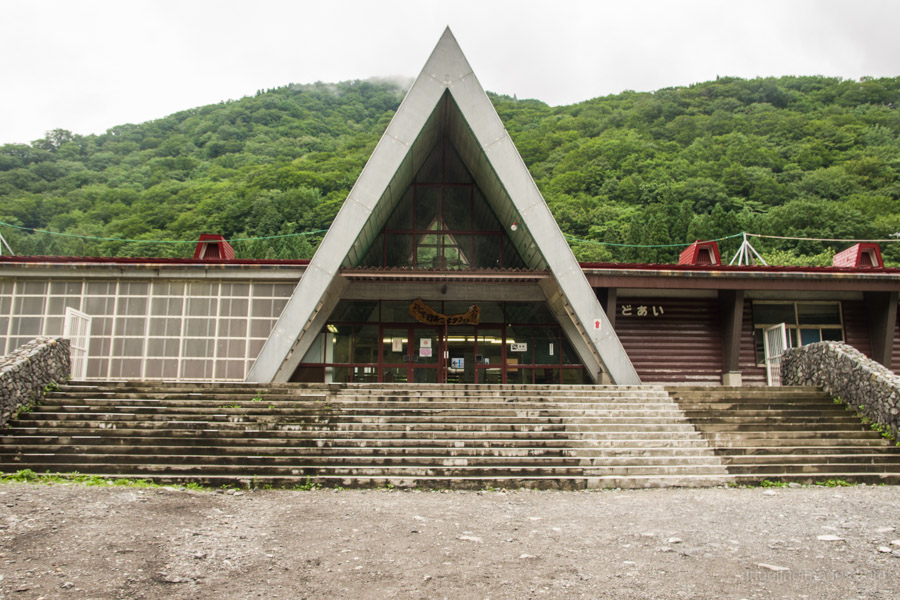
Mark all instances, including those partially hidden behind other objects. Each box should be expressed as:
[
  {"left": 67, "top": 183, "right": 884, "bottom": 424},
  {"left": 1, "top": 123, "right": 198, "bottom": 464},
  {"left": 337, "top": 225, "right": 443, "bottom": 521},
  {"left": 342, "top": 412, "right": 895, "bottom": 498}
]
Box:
[{"left": 1, "top": 0, "right": 897, "bottom": 144}]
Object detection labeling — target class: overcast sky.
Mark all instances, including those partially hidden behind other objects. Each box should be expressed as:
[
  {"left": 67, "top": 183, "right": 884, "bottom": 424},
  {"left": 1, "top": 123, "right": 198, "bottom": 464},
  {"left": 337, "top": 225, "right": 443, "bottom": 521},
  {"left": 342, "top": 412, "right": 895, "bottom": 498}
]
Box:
[{"left": 1, "top": 0, "right": 898, "bottom": 145}]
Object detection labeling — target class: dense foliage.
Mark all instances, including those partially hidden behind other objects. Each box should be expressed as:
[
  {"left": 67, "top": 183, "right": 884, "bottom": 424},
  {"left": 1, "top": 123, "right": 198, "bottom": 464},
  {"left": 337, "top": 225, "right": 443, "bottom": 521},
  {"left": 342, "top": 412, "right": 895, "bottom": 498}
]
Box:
[{"left": 2, "top": 75, "right": 899, "bottom": 265}]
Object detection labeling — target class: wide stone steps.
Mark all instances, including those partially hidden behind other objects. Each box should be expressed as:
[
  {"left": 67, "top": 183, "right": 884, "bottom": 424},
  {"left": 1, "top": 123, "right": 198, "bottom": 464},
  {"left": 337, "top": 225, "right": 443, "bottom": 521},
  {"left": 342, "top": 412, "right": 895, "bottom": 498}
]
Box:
[
  {"left": 667, "top": 386, "right": 900, "bottom": 483},
  {"left": 38, "top": 399, "right": 687, "bottom": 411},
  {"left": 20, "top": 409, "right": 694, "bottom": 422},
  {"left": 0, "top": 442, "right": 721, "bottom": 459},
  {"left": 0, "top": 382, "right": 734, "bottom": 489},
  {"left": 4, "top": 381, "right": 899, "bottom": 487}
]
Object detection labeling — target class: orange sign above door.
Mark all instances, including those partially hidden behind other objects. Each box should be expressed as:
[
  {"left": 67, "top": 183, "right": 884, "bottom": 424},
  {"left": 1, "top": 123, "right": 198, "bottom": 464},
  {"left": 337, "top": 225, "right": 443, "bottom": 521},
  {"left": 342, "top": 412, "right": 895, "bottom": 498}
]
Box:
[{"left": 409, "top": 299, "right": 480, "bottom": 326}]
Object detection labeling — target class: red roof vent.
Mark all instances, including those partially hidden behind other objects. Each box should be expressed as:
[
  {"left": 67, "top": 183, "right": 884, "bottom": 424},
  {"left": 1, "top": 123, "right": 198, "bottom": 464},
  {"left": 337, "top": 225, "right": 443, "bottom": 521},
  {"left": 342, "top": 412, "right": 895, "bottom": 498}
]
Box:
[
  {"left": 678, "top": 241, "right": 721, "bottom": 266},
  {"left": 832, "top": 243, "right": 882, "bottom": 269},
  {"left": 193, "top": 234, "right": 235, "bottom": 260}
]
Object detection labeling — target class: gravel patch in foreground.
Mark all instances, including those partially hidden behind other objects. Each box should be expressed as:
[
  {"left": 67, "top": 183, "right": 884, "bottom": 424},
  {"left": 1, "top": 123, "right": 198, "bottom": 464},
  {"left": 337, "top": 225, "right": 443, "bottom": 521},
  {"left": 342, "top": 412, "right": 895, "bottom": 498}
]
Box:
[{"left": 1, "top": 483, "right": 899, "bottom": 599}]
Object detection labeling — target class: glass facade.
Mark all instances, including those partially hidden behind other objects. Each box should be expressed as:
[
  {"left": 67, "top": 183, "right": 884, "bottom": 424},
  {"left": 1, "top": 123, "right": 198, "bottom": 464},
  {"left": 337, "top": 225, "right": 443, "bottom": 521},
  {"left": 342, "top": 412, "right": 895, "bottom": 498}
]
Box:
[
  {"left": 0, "top": 277, "right": 294, "bottom": 381},
  {"left": 361, "top": 138, "right": 525, "bottom": 270},
  {"left": 294, "top": 300, "right": 587, "bottom": 384}
]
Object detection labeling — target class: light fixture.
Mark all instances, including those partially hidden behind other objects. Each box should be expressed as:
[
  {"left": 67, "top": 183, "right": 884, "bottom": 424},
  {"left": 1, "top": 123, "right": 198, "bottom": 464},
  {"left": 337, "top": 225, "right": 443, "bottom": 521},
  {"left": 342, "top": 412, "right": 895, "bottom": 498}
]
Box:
[
  {"left": 327, "top": 324, "right": 339, "bottom": 334},
  {"left": 510, "top": 222, "right": 518, "bottom": 232}
]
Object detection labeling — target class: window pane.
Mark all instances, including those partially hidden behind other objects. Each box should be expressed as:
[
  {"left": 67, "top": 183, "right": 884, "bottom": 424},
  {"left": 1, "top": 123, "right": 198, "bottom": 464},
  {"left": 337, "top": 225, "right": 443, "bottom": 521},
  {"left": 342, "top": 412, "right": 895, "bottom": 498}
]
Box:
[
  {"left": 799, "top": 329, "right": 822, "bottom": 345},
  {"left": 797, "top": 303, "right": 841, "bottom": 325},
  {"left": 382, "top": 330, "right": 407, "bottom": 364},
  {"left": 752, "top": 303, "right": 796, "bottom": 325},
  {"left": 533, "top": 328, "right": 558, "bottom": 365},
  {"left": 476, "top": 329, "right": 503, "bottom": 367},
  {"left": 326, "top": 330, "right": 351, "bottom": 363},
  {"left": 353, "top": 325, "right": 379, "bottom": 364},
  {"left": 754, "top": 329, "right": 765, "bottom": 365},
  {"left": 300, "top": 333, "right": 324, "bottom": 363},
  {"left": 330, "top": 301, "right": 379, "bottom": 323},
  {"left": 507, "top": 327, "right": 533, "bottom": 364},
  {"left": 507, "top": 303, "right": 554, "bottom": 324},
  {"left": 821, "top": 329, "right": 843, "bottom": 342},
  {"left": 560, "top": 335, "right": 581, "bottom": 365}
]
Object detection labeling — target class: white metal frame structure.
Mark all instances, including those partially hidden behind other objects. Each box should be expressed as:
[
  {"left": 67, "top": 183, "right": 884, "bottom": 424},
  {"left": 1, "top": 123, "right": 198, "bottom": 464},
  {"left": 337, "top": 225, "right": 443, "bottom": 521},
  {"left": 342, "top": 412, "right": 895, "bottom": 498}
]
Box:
[
  {"left": 63, "top": 307, "right": 92, "bottom": 380},
  {"left": 763, "top": 323, "right": 789, "bottom": 386},
  {"left": 0, "top": 277, "right": 295, "bottom": 381}
]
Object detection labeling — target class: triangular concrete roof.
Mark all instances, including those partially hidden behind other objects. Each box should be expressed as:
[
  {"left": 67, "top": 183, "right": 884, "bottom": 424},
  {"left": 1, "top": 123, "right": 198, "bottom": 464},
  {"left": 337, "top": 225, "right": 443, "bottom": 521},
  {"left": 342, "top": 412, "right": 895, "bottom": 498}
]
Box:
[{"left": 246, "top": 28, "right": 640, "bottom": 384}]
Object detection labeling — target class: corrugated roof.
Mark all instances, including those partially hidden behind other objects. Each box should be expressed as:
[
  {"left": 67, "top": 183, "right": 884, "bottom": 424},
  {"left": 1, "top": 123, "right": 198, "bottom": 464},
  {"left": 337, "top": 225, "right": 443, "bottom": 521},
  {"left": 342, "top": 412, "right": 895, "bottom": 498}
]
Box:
[{"left": 3, "top": 255, "right": 899, "bottom": 275}]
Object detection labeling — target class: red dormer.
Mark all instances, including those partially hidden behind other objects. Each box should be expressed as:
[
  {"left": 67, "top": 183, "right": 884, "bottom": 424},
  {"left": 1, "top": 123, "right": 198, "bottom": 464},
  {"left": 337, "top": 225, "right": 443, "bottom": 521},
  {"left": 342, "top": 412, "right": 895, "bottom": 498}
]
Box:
[
  {"left": 678, "top": 241, "right": 721, "bottom": 266},
  {"left": 193, "top": 234, "right": 235, "bottom": 260},
  {"left": 832, "top": 243, "right": 882, "bottom": 269}
]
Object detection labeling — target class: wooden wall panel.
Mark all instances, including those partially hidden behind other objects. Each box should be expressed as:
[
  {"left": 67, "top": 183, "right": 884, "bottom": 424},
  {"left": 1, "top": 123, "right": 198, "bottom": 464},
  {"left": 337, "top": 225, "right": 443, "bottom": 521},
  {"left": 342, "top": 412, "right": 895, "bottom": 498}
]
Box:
[
  {"left": 614, "top": 297, "right": 723, "bottom": 383},
  {"left": 893, "top": 311, "right": 900, "bottom": 373},
  {"left": 842, "top": 300, "right": 873, "bottom": 359}
]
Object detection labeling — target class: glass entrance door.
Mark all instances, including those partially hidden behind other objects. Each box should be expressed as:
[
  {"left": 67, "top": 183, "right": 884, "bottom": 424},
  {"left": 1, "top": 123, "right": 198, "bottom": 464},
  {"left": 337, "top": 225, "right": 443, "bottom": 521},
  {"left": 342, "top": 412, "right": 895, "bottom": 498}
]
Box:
[
  {"left": 381, "top": 326, "right": 441, "bottom": 383},
  {"left": 381, "top": 327, "right": 410, "bottom": 383},
  {"left": 412, "top": 327, "right": 440, "bottom": 383},
  {"left": 475, "top": 328, "right": 503, "bottom": 384},
  {"left": 444, "top": 326, "right": 475, "bottom": 384}
]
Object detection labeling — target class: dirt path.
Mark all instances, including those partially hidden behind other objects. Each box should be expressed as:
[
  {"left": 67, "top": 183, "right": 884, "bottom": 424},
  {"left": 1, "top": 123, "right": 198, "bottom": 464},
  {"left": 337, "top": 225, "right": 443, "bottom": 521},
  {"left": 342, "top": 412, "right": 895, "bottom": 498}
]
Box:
[{"left": 1, "top": 483, "right": 899, "bottom": 599}]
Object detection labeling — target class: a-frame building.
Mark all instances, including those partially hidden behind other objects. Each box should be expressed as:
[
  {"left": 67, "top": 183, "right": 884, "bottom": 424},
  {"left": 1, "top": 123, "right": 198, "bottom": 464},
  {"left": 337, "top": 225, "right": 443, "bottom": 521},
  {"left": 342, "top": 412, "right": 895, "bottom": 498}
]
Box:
[{"left": 246, "top": 28, "right": 640, "bottom": 385}]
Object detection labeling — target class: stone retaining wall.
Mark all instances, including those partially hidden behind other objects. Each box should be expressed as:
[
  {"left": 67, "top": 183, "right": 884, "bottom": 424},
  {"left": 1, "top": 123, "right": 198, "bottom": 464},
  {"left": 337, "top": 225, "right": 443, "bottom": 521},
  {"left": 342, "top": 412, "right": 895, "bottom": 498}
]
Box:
[
  {"left": 0, "top": 337, "right": 70, "bottom": 428},
  {"left": 782, "top": 341, "right": 900, "bottom": 441}
]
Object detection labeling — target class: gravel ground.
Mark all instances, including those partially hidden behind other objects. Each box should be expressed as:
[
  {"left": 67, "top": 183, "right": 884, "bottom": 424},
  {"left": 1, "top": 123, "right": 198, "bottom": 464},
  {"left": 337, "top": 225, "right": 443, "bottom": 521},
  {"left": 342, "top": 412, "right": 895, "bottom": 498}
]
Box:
[{"left": 1, "top": 483, "right": 899, "bottom": 599}]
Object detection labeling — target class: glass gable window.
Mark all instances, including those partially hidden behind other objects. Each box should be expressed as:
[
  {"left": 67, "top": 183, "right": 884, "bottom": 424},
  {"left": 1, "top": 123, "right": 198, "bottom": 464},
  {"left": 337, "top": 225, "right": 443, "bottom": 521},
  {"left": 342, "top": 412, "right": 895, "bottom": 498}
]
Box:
[
  {"left": 752, "top": 301, "right": 844, "bottom": 365},
  {"left": 361, "top": 139, "right": 525, "bottom": 270}
]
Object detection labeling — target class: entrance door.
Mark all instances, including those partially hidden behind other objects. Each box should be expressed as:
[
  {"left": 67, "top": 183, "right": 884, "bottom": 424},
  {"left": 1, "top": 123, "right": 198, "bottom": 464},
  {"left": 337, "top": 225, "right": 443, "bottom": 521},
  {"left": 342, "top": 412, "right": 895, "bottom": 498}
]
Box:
[
  {"left": 381, "top": 326, "right": 441, "bottom": 383},
  {"left": 444, "top": 326, "right": 475, "bottom": 384},
  {"left": 411, "top": 327, "right": 440, "bottom": 383},
  {"left": 63, "top": 307, "right": 92, "bottom": 380},
  {"left": 764, "top": 323, "right": 788, "bottom": 386},
  {"left": 475, "top": 328, "right": 504, "bottom": 383}
]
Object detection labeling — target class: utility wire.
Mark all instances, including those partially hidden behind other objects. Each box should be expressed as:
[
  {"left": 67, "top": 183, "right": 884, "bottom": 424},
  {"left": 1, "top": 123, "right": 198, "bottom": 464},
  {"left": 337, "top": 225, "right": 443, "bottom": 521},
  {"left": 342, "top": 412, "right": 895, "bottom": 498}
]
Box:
[
  {"left": 747, "top": 233, "right": 900, "bottom": 243},
  {"left": 564, "top": 232, "right": 742, "bottom": 248},
  {"left": 2, "top": 219, "right": 899, "bottom": 250},
  {"left": 0, "top": 221, "right": 327, "bottom": 244}
]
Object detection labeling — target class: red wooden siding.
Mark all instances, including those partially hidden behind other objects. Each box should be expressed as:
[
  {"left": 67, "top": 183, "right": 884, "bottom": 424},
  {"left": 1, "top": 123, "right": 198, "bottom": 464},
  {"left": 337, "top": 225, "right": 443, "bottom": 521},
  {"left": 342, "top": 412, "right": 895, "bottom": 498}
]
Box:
[
  {"left": 841, "top": 300, "right": 873, "bottom": 359},
  {"left": 614, "top": 297, "right": 723, "bottom": 383},
  {"left": 893, "top": 308, "right": 900, "bottom": 373}
]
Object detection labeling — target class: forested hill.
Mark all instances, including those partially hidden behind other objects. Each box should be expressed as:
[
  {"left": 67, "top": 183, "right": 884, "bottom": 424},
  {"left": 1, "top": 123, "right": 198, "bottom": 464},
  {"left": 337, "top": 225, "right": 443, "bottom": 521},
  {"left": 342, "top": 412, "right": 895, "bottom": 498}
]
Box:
[{"left": 2, "top": 75, "right": 899, "bottom": 265}]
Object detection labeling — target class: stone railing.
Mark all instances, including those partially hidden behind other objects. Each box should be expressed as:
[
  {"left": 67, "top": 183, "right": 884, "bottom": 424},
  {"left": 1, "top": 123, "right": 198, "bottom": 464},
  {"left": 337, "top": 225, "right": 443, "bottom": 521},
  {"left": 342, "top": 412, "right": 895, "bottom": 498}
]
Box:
[
  {"left": 0, "top": 337, "right": 71, "bottom": 428},
  {"left": 782, "top": 341, "right": 899, "bottom": 441}
]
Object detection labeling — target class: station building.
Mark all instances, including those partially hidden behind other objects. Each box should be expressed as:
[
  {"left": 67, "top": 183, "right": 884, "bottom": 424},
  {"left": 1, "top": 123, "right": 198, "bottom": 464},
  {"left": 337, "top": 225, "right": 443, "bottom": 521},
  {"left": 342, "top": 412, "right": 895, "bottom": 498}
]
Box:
[{"left": 2, "top": 30, "right": 899, "bottom": 387}]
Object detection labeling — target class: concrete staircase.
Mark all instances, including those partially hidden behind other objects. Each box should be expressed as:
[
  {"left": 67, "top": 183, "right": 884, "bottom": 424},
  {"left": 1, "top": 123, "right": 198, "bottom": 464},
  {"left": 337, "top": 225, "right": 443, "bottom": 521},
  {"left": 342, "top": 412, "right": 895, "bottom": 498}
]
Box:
[
  {"left": 667, "top": 386, "right": 900, "bottom": 484},
  {"left": 0, "top": 382, "right": 732, "bottom": 490}
]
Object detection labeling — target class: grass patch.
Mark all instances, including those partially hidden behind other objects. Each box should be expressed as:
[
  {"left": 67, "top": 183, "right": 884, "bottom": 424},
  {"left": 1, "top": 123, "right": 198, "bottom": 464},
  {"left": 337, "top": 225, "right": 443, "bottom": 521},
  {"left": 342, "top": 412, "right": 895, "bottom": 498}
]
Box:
[
  {"left": 814, "top": 478, "right": 853, "bottom": 487},
  {"left": 0, "top": 469, "right": 209, "bottom": 490},
  {"left": 292, "top": 476, "right": 322, "bottom": 491},
  {"left": 759, "top": 479, "right": 790, "bottom": 488}
]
